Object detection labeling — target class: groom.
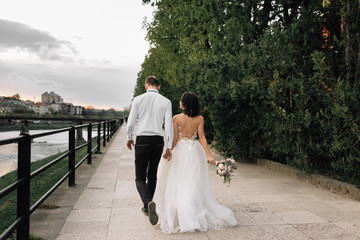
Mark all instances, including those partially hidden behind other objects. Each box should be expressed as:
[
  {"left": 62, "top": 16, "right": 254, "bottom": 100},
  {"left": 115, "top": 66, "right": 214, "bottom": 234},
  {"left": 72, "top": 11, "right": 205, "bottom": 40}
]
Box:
[{"left": 126, "top": 76, "right": 173, "bottom": 225}]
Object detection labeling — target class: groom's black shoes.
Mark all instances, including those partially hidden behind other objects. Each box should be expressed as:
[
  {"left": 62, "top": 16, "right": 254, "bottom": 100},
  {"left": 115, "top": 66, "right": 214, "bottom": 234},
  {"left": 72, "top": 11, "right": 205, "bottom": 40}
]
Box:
[
  {"left": 148, "top": 201, "right": 158, "bottom": 225},
  {"left": 142, "top": 207, "right": 149, "bottom": 216}
]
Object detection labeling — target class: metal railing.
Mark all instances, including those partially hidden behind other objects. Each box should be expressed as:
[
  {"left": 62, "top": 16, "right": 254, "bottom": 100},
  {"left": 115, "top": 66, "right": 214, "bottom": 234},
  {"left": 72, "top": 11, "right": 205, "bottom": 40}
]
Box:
[{"left": 0, "top": 118, "right": 123, "bottom": 240}]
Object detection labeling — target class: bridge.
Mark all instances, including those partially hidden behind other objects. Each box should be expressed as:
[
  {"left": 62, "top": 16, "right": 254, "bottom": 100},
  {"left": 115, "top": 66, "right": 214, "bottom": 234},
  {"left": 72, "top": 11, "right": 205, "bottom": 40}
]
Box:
[{"left": 1, "top": 122, "right": 360, "bottom": 239}]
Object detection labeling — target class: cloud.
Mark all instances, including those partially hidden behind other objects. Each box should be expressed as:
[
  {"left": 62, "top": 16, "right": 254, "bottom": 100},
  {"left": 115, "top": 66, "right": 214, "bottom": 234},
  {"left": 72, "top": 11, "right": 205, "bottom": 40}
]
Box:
[
  {"left": 34, "top": 78, "right": 64, "bottom": 89},
  {"left": 0, "top": 17, "right": 142, "bottom": 109},
  {"left": 0, "top": 18, "right": 75, "bottom": 61},
  {"left": 0, "top": 60, "right": 138, "bottom": 109},
  {"left": 7, "top": 72, "right": 63, "bottom": 90},
  {"left": 8, "top": 72, "right": 29, "bottom": 82}
]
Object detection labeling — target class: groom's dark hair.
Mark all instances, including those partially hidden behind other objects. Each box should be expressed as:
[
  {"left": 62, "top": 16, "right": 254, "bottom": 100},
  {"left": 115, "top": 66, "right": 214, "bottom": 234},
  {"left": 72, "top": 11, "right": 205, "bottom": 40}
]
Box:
[{"left": 145, "top": 76, "right": 160, "bottom": 87}]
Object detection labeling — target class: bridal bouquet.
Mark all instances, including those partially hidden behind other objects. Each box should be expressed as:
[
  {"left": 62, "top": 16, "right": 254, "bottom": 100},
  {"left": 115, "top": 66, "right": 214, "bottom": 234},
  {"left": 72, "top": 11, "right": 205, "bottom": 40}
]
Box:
[{"left": 216, "top": 158, "right": 237, "bottom": 184}]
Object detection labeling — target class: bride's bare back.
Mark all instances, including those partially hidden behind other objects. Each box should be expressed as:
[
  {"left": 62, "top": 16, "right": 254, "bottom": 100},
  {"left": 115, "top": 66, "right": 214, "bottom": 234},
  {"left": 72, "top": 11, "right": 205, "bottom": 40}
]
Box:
[
  {"left": 171, "top": 113, "right": 216, "bottom": 165},
  {"left": 174, "top": 113, "right": 202, "bottom": 138}
]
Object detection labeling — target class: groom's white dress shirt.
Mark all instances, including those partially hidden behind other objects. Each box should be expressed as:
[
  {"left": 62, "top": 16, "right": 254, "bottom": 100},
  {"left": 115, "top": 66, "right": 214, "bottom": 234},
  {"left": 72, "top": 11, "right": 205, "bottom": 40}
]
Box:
[{"left": 126, "top": 89, "right": 173, "bottom": 149}]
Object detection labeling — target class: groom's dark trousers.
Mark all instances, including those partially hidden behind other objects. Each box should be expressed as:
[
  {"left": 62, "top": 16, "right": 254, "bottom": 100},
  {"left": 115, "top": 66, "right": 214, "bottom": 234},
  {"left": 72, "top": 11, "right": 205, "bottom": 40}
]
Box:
[{"left": 135, "top": 135, "right": 164, "bottom": 208}]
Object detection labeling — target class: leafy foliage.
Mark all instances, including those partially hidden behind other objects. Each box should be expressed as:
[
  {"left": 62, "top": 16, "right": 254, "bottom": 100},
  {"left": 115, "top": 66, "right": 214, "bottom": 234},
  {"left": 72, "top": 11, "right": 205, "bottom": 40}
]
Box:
[{"left": 137, "top": 0, "right": 360, "bottom": 185}]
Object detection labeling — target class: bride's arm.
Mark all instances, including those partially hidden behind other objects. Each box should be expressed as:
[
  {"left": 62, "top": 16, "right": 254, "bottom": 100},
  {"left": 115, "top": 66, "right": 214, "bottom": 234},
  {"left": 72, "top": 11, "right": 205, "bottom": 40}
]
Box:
[
  {"left": 198, "top": 116, "right": 216, "bottom": 165},
  {"left": 171, "top": 116, "right": 179, "bottom": 150}
]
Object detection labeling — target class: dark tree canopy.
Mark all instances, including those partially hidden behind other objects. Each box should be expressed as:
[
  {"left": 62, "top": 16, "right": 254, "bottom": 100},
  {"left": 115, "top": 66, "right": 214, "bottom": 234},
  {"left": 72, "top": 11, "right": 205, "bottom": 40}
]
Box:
[{"left": 136, "top": 0, "right": 360, "bottom": 185}]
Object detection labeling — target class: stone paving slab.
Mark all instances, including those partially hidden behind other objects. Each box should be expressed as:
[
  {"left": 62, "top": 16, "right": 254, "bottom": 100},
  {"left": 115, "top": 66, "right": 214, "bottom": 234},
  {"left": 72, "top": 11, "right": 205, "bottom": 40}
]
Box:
[{"left": 31, "top": 124, "right": 360, "bottom": 239}]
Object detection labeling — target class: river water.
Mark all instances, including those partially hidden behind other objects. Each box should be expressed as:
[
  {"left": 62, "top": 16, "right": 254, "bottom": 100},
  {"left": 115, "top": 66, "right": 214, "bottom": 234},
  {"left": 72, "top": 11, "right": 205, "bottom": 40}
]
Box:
[{"left": 0, "top": 130, "right": 98, "bottom": 177}]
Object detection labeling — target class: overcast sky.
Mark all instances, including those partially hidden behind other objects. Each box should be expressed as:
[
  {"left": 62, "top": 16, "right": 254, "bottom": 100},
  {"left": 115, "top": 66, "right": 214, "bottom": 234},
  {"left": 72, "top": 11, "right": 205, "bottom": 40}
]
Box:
[{"left": 0, "top": 0, "right": 154, "bottom": 110}]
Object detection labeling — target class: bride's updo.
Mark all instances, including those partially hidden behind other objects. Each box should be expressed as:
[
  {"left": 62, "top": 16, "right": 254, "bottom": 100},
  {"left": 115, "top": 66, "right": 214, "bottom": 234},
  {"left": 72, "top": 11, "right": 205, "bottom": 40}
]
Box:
[{"left": 181, "top": 92, "right": 200, "bottom": 117}]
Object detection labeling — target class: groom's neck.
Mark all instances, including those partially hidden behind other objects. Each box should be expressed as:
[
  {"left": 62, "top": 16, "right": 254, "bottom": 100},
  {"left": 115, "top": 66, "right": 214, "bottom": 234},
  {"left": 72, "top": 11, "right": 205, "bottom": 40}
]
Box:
[
  {"left": 147, "top": 87, "right": 158, "bottom": 91},
  {"left": 145, "top": 85, "right": 160, "bottom": 91}
]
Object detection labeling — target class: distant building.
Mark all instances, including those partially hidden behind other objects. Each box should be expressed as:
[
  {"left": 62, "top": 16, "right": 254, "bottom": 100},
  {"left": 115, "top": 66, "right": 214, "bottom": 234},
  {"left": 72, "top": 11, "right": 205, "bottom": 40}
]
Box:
[
  {"left": 62, "top": 103, "right": 73, "bottom": 115},
  {"left": 30, "top": 103, "right": 50, "bottom": 115},
  {"left": 47, "top": 103, "right": 84, "bottom": 115},
  {"left": 41, "top": 91, "right": 63, "bottom": 104},
  {"left": 50, "top": 103, "right": 62, "bottom": 113},
  {"left": 72, "top": 106, "right": 83, "bottom": 115}
]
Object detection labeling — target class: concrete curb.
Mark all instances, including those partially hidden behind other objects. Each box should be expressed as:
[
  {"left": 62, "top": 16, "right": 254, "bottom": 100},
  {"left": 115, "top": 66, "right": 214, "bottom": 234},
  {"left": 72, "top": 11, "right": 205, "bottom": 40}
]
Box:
[{"left": 257, "top": 158, "right": 360, "bottom": 202}]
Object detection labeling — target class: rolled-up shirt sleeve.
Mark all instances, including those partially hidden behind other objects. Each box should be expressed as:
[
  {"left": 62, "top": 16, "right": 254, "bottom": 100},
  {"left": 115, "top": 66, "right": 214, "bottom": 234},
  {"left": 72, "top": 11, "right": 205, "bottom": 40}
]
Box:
[
  {"left": 164, "top": 100, "right": 173, "bottom": 149},
  {"left": 126, "top": 98, "right": 138, "bottom": 141}
]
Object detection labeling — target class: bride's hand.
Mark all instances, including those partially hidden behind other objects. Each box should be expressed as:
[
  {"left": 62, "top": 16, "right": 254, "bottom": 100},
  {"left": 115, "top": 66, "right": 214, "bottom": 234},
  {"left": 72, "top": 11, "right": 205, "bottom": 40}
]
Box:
[
  {"left": 163, "top": 149, "right": 172, "bottom": 161},
  {"left": 208, "top": 157, "right": 216, "bottom": 165}
]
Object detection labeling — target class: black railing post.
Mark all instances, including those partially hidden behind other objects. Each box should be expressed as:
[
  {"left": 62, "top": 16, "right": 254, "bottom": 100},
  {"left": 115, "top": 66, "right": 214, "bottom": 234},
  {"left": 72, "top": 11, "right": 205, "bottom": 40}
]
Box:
[
  {"left": 87, "top": 123, "right": 92, "bottom": 164},
  {"left": 69, "top": 126, "right": 75, "bottom": 187},
  {"left": 103, "top": 122, "right": 106, "bottom": 147},
  {"left": 109, "top": 120, "right": 113, "bottom": 138},
  {"left": 97, "top": 123, "right": 101, "bottom": 152},
  {"left": 17, "top": 133, "right": 31, "bottom": 240},
  {"left": 112, "top": 120, "right": 116, "bottom": 135},
  {"left": 107, "top": 121, "right": 110, "bottom": 141}
]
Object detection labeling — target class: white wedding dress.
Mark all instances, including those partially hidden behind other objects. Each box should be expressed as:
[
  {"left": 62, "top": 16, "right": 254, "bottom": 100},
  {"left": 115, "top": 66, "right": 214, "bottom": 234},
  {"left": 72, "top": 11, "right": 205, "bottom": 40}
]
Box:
[{"left": 153, "top": 131, "right": 238, "bottom": 233}]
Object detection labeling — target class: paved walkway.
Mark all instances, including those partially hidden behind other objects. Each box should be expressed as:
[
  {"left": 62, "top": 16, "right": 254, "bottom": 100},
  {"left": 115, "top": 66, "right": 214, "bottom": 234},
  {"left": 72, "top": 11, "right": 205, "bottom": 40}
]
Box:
[{"left": 32, "top": 125, "right": 360, "bottom": 239}]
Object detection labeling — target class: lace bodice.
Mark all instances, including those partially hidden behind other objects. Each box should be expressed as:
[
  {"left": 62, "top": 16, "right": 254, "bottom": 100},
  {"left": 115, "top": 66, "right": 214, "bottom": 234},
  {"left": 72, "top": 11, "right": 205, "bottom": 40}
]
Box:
[{"left": 178, "top": 126, "right": 197, "bottom": 142}]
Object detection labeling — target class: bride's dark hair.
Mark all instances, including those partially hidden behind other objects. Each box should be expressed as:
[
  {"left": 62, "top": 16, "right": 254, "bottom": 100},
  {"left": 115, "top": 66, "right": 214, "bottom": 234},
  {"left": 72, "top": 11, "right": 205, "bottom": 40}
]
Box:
[{"left": 181, "top": 92, "right": 200, "bottom": 117}]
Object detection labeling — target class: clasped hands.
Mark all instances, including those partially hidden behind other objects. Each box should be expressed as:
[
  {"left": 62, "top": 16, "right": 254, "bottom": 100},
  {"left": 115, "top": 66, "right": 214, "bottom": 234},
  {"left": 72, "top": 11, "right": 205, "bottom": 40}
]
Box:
[
  {"left": 162, "top": 148, "right": 172, "bottom": 161},
  {"left": 127, "top": 140, "right": 172, "bottom": 161}
]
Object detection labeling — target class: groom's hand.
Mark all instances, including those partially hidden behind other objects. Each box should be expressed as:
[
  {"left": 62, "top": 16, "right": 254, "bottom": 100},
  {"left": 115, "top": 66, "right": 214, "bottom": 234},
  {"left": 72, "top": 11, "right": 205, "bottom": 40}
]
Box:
[
  {"left": 126, "top": 140, "right": 134, "bottom": 150},
  {"left": 163, "top": 148, "right": 172, "bottom": 161}
]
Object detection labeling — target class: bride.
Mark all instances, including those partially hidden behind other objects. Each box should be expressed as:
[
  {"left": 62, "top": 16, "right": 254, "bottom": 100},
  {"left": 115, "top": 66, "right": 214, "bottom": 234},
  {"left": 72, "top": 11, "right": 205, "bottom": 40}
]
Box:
[{"left": 153, "top": 92, "right": 238, "bottom": 233}]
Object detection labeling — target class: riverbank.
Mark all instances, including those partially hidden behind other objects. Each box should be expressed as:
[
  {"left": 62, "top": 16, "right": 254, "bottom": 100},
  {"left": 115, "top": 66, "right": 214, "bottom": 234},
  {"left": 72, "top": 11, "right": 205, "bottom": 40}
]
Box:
[
  {"left": 0, "top": 128, "right": 100, "bottom": 178},
  {"left": 0, "top": 164, "right": 16, "bottom": 177},
  {"left": 0, "top": 123, "right": 74, "bottom": 132}
]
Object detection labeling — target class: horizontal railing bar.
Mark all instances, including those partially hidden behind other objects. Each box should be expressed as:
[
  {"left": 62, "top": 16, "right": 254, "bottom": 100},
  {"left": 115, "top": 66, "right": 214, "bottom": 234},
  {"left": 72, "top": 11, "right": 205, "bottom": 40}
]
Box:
[
  {"left": 75, "top": 142, "right": 88, "bottom": 151},
  {"left": 30, "top": 151, "right": 70, "bottom": 179},
  {"left": 0, "top": 216, "right": 24, "bottom": 240},
  {"left": 30, "top": 127, "right": 72, "bottom": 139},
  {"left": 91, "top": 145, "right": 98, "bottom": 153},
  {"left": 0, "top": 135, "right": 25, "bottom": 146},
  {"left": 75, "top": 154, "right": 88, "bottom": 169},
  {"left": 30, "top": 171, "right": 71, "bottom": 214},
  {"left": 0, "top": 179, "right": 24, "bottom": 199},
  {"left": 74, "top": 124, "right": 89, "bottom": 129}
]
